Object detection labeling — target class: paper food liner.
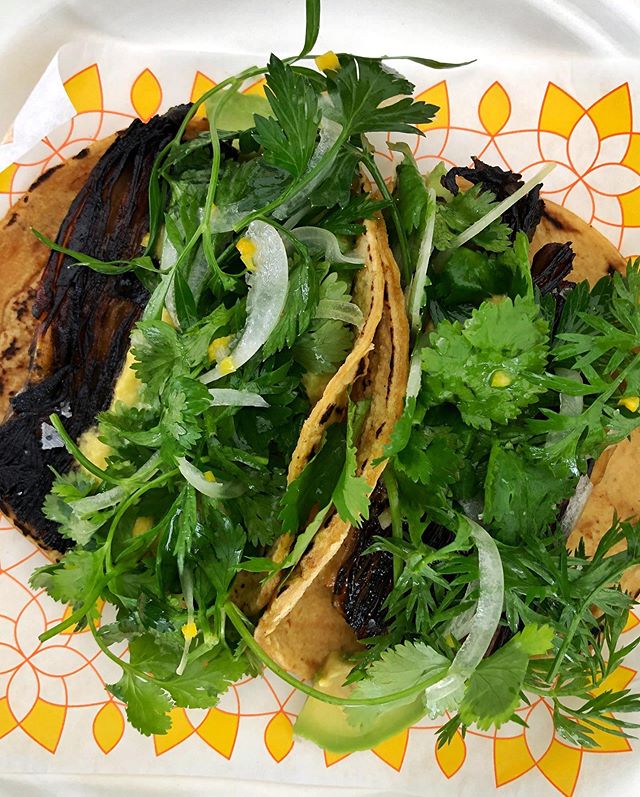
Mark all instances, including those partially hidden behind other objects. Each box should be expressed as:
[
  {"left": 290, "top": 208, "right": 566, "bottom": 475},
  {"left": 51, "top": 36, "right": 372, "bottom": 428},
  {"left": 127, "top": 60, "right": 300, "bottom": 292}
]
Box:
[{"left": 1, "top": 41, "right": 639, "bottom": 797}]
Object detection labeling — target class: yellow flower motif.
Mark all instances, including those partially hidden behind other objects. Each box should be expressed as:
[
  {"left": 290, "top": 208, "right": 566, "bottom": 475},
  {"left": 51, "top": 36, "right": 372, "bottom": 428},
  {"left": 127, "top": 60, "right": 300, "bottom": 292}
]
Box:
[{"left": 130, "top": 68, "right": 162, "bottom": 123}]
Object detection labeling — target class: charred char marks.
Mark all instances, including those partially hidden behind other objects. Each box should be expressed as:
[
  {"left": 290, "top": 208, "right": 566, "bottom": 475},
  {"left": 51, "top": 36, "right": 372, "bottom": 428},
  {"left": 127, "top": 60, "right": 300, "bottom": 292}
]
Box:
[
  {"left": 442, "top": 157, "right": 543, "bottom": 240},
  {"left": 28, "top": 165, "right": 63, "bottom": 191},
  {"left": 0, "top": 105, "right": 190, "bottom": 552},
  {"left": 333, "top": 484, "right": 393, "bottom": 639},
  {"left": 73, "top": 147, "right": 90, "bottom": 160}
]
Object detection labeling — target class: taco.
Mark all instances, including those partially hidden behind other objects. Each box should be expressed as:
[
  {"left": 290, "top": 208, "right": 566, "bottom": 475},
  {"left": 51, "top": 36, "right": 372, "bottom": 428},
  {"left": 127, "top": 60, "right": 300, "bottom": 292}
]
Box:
[{"left": 256, "top": 158, "right": 640, "bottom": 753}]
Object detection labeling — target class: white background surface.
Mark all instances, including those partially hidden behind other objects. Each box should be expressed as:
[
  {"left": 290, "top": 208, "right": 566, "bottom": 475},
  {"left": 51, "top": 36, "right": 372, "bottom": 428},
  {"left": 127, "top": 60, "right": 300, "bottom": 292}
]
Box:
[
  {"left": 1, "top": 0, "right": 640, "bottom": 136},
  {"left": 0, "top": 1, "right": 639, "bottom": 795}
]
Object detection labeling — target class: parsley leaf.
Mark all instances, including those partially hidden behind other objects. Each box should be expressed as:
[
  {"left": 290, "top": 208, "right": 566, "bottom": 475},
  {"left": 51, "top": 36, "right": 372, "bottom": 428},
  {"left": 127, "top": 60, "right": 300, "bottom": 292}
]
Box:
[
  {"left": 327, "top": 56, "right": 437, "bottom": 135},
  {"left": 459, "top": 625, "right": 554, "bottom": 730},
  {"left": 254, "top": 55, "right": 321, "bottom": 177},
  {"left": 422, "top": 296, "right": 549, "bottom": 429}
]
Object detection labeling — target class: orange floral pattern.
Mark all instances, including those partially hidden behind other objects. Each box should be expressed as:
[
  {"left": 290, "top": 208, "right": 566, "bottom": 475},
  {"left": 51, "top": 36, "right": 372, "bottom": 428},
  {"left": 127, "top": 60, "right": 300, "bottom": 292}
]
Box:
[{"left": 1, "top": 61, "right": 639, "bottom": 795}]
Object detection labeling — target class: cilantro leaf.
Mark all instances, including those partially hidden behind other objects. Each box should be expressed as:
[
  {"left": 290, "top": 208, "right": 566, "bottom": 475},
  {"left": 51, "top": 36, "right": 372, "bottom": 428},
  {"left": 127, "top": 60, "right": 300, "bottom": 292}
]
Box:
[
  {"left": 30, "top": 549, "right": 103, "bottom": 606},
  {"left": 108, "top": 672, "right": 173, "bottom": 736},
  {"left": 160, "top": 375, "right": 212, "bottom": 455},
  {"left": 254, "top": 55, "right": 321, "bottom": 177},
  {"left": 164, "top": 648, "right": 248, "bottom": 708},
  {"left": 294, "top": 271, "right": 355, "bottom": 374},
  {"left": 42, "top": 471, "right": 104, "bottom": 545},
  {"left": 483, "top": 444, "right": 575, "bottom": 544},
  {"left": 131, "top": 320, "right": 186, "bottom": 397},
  {"left": 332, "top": 401, "right": 370, "bottom": 527},
  {"left": 327, "top": 56, "right": 437, "bottom": 135},
  {"left": 422, "top": 296, "right": 549, "bottom": 429},
  {"left": 459, "top": 625, "right": 554, "bottom": 730},
  {"left": 346, "top": 640, "right": 449, "bottom": 725},
  {"left": 433, "top": 184, "right": 512, "bottom": 253}
]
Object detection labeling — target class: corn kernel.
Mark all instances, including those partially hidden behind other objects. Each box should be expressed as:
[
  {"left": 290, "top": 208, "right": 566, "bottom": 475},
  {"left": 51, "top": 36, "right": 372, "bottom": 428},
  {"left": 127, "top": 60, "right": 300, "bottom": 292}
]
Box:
[
  {"left": 207, "top": 335, "right": 232, "bottom": 363},
  {"left": 315, "top": 50, "right": 341, "bottom": 73},
  {"left": 203, "top": 470, "right": 216, "bottom": 482},
  {"left": 181, "top": 622, "right": 198, "bottom": 640},
  {"left": 619, "top": 395, "right": 640, "bottom": 413},
  {"left": 490, "top": 370, "right": 512, "bottom": 388},
  {"left": 140, "top": 233, "right": 150, "bottom": 247},
  {"left": 236, "top": 237, "right": 257, "bottom": 271},
  {"left": 132, "top": 516, "right": 154, "bottom": 536},
  {"left": 218, "top": 356, "right": 236, "bottom": 376}
]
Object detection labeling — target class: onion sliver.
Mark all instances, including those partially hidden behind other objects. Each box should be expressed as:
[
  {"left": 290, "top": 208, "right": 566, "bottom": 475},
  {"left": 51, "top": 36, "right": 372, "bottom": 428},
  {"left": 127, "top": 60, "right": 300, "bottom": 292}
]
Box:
[
  {"left": 209, "top": 388, "right": 269, "bottom": 408},
  {"left": 406, "top": 187, "right": 436, "bottom": 336},
  {"left": 70, "top": 452, "right": 162, "bottom": 515},
  {"left": 177, "top": 457, "right": 245, "bottom": 499},
  {"left": 423, "top": 518, "right": 504, "bottom": 715},
  {"left": 200, "top": 220, "right": 289, "bottom": 384},
  {"left": 561, "top": 474, "right": 593, "bottom": 538},
  {"left": 290, "top": 226, "right": 364, "bottom": 266}
]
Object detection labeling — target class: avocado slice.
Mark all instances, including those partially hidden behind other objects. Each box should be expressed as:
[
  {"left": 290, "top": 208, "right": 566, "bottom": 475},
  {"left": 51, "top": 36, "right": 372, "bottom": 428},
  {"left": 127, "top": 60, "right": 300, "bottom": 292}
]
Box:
[{"left": 294, "top": 653, "right": 426, "bottom": 753}]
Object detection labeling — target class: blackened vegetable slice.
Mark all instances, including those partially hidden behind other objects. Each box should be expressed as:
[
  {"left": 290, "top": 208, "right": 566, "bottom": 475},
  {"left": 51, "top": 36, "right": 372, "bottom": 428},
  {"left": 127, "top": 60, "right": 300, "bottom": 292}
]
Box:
[{"left": 0, "top": 106, "right": 190, "bottom": 553}]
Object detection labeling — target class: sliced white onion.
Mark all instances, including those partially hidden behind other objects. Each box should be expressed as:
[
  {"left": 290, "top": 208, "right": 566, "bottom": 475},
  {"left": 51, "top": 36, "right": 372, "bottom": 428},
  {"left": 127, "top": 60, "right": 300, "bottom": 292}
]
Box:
[
  {"left": 177, "top": 457, "right": 245, "bottom": 499},
  {"left": 446, "top": 580, "right": 479, "bottom": 641},
  {"left": 450, "top": 162, "right": 556, "bottom": 249},
  {"left": 424, "top": 518, "right": 504, "bottom": 715},
  {"left": 406, "top": 187, "right": 436, "bottom": 336},
  {"left": 210, "top": 202, "right": 245, "bottom": 233},
  {"left": 406, "top": 346, "right": 423, "bottom": 401},
  {"left": 378, "top": 508, "right": 392, "bottom": 530},
  {"left": 200, "top": 220, "right": 289, "bottom": 384},
  {"left": 273, "top": 117, "right": 343, "bottom": 221},
  {"left": 315, "top": 298, "right": 364, "bottom": 327},
  {"left": 561, "top": 474, "right": 593, "bottom": 538},
  {"left": 290, "top": 226, "right": 364, "bottom": 266},
  {"left": 71, "top": 484, "right": 126, "bottom": 515},
  {"left": 208, "top": 388, "right": 269, "bottom": 408},
  {"left": 70, "top": 452, "right": 162, "bottom": 516}
]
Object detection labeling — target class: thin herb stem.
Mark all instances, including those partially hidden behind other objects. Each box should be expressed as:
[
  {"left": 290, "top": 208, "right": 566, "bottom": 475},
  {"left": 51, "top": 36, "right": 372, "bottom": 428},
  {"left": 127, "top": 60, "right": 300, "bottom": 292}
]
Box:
[
  {"left": 49, "top": 413, "right": 121, "bottom": 486},
  {"left": 225, "top": 601, "right": 445, "bottom": 706},
  {"left": 382, "top": 467, "right": 403, "bottom": 584}
]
